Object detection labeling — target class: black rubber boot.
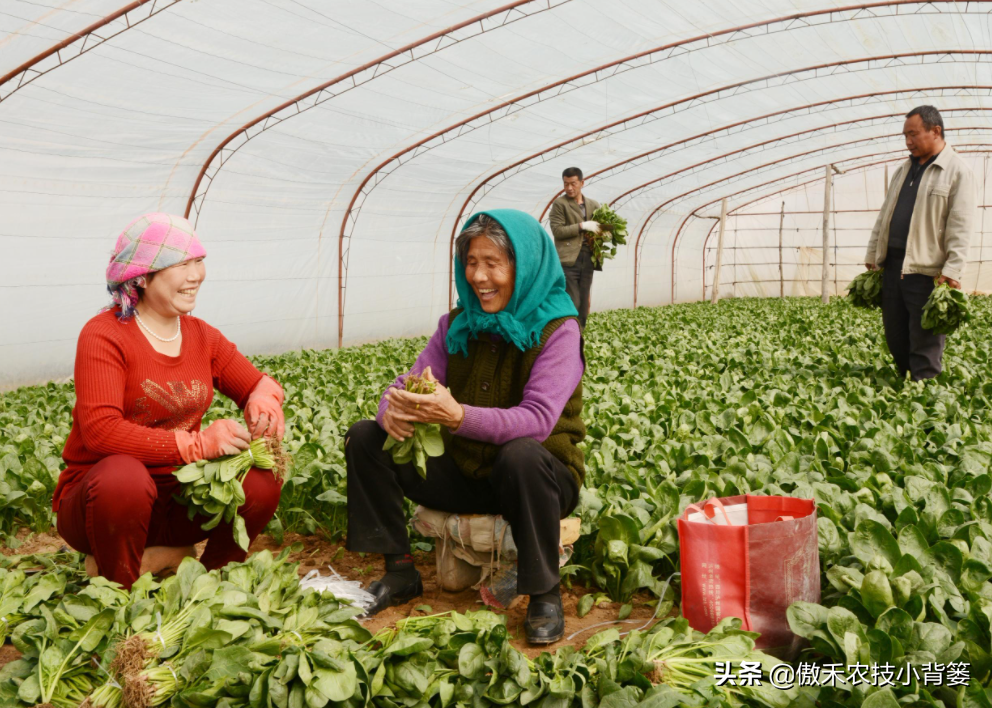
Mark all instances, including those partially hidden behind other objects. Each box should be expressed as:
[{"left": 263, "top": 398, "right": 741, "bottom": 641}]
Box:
[
  {"left": 363, "top": 553, "right": 423, "bottom": 617},
  {"left": 364, "top": 572, "right": 423, "bottom": 617},
  {"left": 524, "top": 591, "right": 565, "bottom": 644}
]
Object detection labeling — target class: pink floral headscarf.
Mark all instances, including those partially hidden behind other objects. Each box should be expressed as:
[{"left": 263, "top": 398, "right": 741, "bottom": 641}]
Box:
[{"left": 105, "top": 213, "right": 206, "bottom": 318}]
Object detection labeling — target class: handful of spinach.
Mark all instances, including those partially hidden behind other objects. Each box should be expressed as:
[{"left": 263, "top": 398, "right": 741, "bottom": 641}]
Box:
[
  {"left": 922, "top": 281, "right": 971, "bottom": 334},
  {"left": 174, "top": 436, "right": 287, "bottom": 551},
  {"left": 583, "top": 203, "right": 628, "bottom": 269},
  {"left": 846, "top": 268, "right": 884, "bottom": 308},
  {"left": 382, "top": 373, "right": 445, "bottom": 479}
]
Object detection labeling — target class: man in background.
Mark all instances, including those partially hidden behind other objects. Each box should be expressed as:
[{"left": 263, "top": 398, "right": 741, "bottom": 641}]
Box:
[
  {"left": 550, "top": 167, "right": 601, "bottom": 327},
  {"left": 865, "top": 105, "right": 975, "bottom": 380}
]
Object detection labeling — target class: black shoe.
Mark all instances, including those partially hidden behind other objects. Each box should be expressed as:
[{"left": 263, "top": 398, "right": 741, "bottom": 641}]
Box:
[
  {"left": 363, "top": 572, "right": 423, "bottom": 617},
  {"left": 524, "top": 594, "right": 565, "bottom": 644}
]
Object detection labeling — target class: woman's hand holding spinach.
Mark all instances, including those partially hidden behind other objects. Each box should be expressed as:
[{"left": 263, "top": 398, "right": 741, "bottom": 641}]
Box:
[
  {"left": 386, "top": 366, "right": 464, "bottom": 432},
  {"left": 382, "top": 369, "right": 453, "bottom": 478},
  {"left": 381, "top": 398, "right": 415, "bottom": 441}
]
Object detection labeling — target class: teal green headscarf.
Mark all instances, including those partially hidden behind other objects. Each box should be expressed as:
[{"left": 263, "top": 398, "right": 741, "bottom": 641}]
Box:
[{"left": 446, "top": 209, "right": 578, "bottom": 357}]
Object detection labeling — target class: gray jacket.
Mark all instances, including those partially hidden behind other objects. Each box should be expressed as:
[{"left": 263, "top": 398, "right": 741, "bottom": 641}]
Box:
[
  {"left": 865, "top": 144, "right": 976, "bottom": 280},
  {"left": 549, "top": 195, "right": 600, "bottom": 267}
]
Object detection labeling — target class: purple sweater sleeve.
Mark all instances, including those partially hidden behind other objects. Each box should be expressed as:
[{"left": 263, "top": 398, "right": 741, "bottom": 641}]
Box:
[{"left": 377, "top": 317, "right": 584, "bottom": 445}]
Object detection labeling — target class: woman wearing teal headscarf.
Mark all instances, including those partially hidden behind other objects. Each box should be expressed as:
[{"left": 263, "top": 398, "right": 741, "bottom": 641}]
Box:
[{"left": 345, "top": 210, "right": 586, "bottom": 643}]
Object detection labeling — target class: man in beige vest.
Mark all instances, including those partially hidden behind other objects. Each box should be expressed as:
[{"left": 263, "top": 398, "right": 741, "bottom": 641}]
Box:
[
  {"left": 550, "top": 167, "right": 601, "bottom": 327},
  {"left": 865, "top": 105, "right": 975, "bottom": 380}
]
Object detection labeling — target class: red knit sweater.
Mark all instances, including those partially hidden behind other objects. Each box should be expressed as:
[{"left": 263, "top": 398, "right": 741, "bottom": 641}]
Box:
[{"left": 55, "top": 310, "right": 263, "bottom": 511}]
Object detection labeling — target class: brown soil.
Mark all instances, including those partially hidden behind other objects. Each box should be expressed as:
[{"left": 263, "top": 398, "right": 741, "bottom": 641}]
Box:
[
  {"left": 0, "top": 644, "right": 20, "bottom": 666},
  {"left": 1, "top": 530, "right": 663, "bottom": 666},
  {"left": 0, "top": 529, "right": 65, "bottom": 556}
]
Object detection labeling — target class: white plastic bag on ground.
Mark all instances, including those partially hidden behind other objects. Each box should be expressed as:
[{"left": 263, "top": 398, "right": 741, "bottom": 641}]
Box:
[{"left": 299, "top": 566, "right": 376, "bottom": 615}]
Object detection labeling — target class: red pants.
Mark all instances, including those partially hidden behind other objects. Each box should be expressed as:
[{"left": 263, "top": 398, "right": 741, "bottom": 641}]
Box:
[{"left": 57, "top": 455, "right": 282, "bottom": 589}]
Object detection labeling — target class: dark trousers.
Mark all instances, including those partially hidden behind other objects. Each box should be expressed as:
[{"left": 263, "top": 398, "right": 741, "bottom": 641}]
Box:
[
  {"left": 562, "top": 246, "right": 594, "bottom": 327},
  {"left": 57, "top": 455, "right": 282, "bottom": 589},
  {"left": 345, "top": 420, "right": 579, "bottom": 595},
  {"left": 882, "top": 250, "right": 945, "bottom": 381}
]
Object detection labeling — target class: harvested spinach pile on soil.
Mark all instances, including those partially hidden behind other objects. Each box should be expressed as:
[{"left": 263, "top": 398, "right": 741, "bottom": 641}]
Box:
[
  {"left": 846, "top": 268, "right": 884, "bottom": 309},
  {"left": 0, "top": 551, "right": 89, "bottom": 646},
  {"left": 2, "top": 547, "right": 370, "bottom": 707},
  {"left": 0, "top": 548, "right": 789, "bottom": 708},
  {"left": 922, "top": 282, "right": 972, "bottom": 334}
]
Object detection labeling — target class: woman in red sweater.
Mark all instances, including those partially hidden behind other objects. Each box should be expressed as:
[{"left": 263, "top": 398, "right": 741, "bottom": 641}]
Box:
[{"left": 55, "top": 213, "right": 286, "bottom": 589}]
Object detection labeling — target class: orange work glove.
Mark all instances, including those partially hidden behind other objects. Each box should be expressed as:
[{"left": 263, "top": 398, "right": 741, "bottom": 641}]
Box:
[
  {"left": 175, "top": 419, "right": 251, "bottom": 464},
  {"left": 244, "top": 375, "right": 285, "bottom": 440}
]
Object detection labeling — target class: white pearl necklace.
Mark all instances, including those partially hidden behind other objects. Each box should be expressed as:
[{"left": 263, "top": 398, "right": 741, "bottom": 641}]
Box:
[{"left": 135, "top": 312, "right": 181, "bottom": 342}]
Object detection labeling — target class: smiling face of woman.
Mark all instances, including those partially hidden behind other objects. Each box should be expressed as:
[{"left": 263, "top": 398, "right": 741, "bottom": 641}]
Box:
[
  {"left": 464, "top": 237, "right": 514, "bottom": 313},
  {"left": 141, "top": 257, "right": 206, "bottom": 317}
]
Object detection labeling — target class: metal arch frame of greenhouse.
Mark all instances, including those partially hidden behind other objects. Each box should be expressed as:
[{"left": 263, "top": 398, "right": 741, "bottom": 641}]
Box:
[
  {"left": 535, "top": 89, "right": 992, "bottom": 223},
  {"left": 608, "top": 111, "right": 992, "bottom": 218},
  {"left": 661, "top": 140, "right": 992, "bottom": 301},
  {"left": 693, "top": 149, "right": 992, "bottom": 300},
  {"left": 649, "top": 145, "right": 992, "bottom": 305},
  {"left": 333, "top": 1, "right": 992, "bottom": 346},
  {"left": 448, "top": 51, "right": 992, "bottom": 310},
  {"left": 181, "top": 0, "right": 576, "bottom": 224},
  {"left": 621, "top": 125, "right": 992, "bottom": 222},
  {"left": 439, "top": 7, "right": 992, "bottom": 306},
  {"left": 623, "top": 123, "right": 992, "bottom": 233},
  {"left": 457, "top": 89, "right": 992, "bottom": 308},
  {"left": 0, "top": 0, "right": 182, "bottom": 103},
  {"left": 17, "top": 3, "right": 989, "bottom": 346},
  {"left": 436, "top": 49, "right": 992, "bottom": 309},
  {"left": 642, "top": 137, "right": 992, "bottom": 305}
]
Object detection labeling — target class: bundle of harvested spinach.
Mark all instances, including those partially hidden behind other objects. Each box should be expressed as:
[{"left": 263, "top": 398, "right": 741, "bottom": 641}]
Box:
[
  {"left": 174, "top": 436, "right": 287, "bottom": 551},
  {"left": 922, "top": 281, "right": 971, "bottom": 334},
  {"left": 583, "top": 203, "right": 628, "bottom": 269},
  {"left": 846, "top": 268, "right": 884, "bottom": 309},
  {"left": 382, "top": 373, "right": 445, "bottom": 479}
]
